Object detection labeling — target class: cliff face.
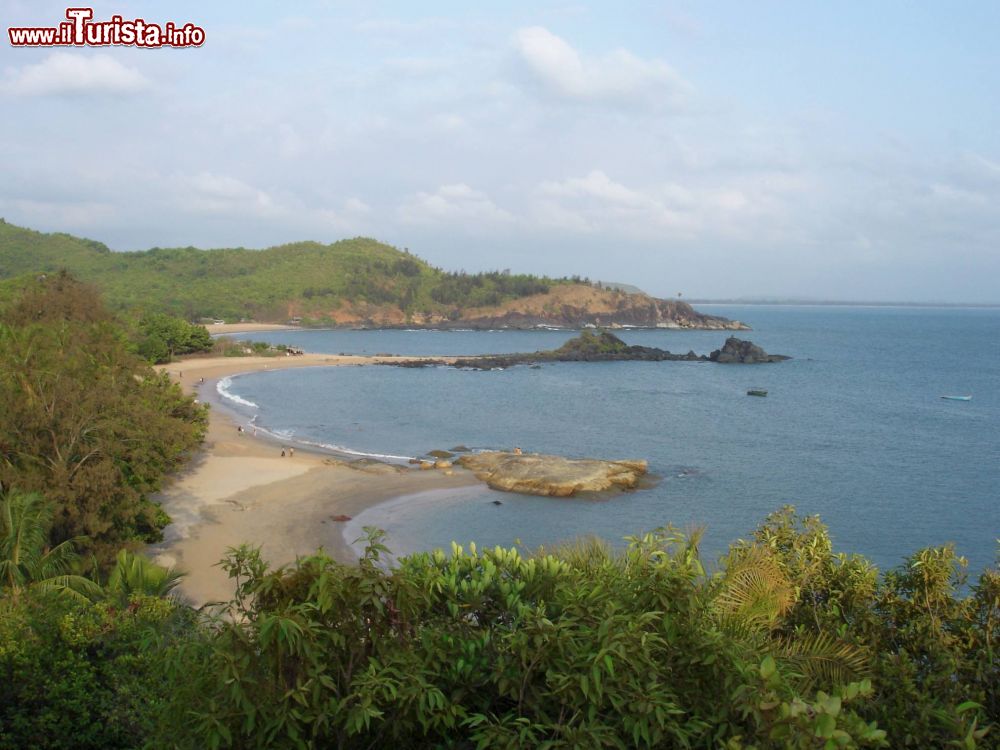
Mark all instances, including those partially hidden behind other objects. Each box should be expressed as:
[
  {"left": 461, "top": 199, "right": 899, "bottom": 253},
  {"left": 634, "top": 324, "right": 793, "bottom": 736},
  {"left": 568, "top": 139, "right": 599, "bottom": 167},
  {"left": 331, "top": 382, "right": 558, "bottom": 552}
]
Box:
[{"left": 296, "top": 284, "right": 748, "bottom": 330}]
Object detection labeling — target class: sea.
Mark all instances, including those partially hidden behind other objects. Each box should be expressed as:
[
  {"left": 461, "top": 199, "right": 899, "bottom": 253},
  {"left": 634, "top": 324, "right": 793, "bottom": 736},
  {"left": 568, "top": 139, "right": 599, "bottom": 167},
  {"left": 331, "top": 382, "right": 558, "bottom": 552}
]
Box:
[{"left": 211, "top": 305, "right": 1000, "bottom": 577}]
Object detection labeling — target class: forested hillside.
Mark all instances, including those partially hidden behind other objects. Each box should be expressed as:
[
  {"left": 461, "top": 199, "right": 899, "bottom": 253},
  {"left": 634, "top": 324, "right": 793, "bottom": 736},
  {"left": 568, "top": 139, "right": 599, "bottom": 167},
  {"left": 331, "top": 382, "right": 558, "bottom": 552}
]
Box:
[
  {"left": 0, "top": 221, "right": 745, "bottom": 329},
  {"left": 0, "top": 220, "right": 564, "bottom": 322}
]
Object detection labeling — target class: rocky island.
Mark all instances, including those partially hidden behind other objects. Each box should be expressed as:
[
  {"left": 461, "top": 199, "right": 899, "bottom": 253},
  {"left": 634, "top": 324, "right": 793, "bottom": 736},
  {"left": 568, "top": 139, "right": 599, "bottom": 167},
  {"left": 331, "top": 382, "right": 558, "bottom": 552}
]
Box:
[
  {"left": 388, "top": 330, "right": 789, "bottom": 370},
  {"left": 456, "top": 452, "right": 649, "bottom": 497}
]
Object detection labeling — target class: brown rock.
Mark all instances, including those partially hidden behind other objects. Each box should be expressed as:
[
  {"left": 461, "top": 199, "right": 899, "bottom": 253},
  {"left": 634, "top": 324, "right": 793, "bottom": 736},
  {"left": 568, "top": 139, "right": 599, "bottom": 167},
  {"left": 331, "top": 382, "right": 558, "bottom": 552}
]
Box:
[{"left": 456, "top": 452, "right": 648, "bottom": 497}]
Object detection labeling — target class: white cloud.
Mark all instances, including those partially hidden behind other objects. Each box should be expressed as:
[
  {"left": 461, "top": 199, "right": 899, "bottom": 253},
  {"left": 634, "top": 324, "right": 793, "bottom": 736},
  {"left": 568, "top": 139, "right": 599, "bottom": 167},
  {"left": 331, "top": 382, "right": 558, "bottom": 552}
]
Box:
[
  {"left": 513, "top": 26, "right": 691, "bottom": 107},
  {"left": 344, "top": 197, "right": 371, "bottom": 214},
  {"left": 533, "top": 169, "right": 796, "bottom": 239},
  {"left": 398, "top": 183, "right": 512, "bottom": 225},
  {"left": 2, "top": 52, "right": 149, "bottom": 96},
  {"left": 178, "top": 172, "right": 277, "bottom": 216}
]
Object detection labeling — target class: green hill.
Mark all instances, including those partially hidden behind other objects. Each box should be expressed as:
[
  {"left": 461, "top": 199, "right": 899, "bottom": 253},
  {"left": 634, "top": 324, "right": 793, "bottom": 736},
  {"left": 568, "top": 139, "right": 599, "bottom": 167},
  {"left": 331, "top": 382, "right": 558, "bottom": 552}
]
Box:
[{"left": 0, "top": 220, "right": 560, "bottom": 322}]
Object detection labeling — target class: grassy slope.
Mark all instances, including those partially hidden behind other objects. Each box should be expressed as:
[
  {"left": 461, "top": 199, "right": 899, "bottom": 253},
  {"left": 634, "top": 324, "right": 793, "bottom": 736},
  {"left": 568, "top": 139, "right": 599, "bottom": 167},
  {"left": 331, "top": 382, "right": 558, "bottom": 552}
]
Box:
[{"left": 0, "top": 221, "right": 563, "bottom": 322}]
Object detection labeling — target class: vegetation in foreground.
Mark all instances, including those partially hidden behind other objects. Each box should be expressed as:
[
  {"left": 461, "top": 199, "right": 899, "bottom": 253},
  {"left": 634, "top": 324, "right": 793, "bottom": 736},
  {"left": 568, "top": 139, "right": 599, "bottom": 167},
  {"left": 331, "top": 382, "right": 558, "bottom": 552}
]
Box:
[{"left": 1, "top": 502, "right": 997, "bottom": 749}]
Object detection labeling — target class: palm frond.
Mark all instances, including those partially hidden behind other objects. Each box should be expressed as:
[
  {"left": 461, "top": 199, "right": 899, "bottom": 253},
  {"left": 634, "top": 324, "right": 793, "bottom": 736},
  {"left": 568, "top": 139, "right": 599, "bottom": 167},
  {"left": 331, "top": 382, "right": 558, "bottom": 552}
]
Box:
[
  {"left": 713, "top": 545, "right": 794, "bottom": 634},
  {"left": 33, "top": 574, "right": 103, "bottom": 604},
  {"left": 775, "top": 631, "right": 871, "bottom": 692}
]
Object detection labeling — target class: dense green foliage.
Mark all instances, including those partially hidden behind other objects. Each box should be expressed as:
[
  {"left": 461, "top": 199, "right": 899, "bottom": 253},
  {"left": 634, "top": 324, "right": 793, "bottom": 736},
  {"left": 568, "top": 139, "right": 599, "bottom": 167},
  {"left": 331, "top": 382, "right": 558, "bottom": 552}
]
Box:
[
  {"left": 142, "top": 511, "right": 995, "bottom": 749},
  {"left": 0, "top": 274, "right": 207, "bottom": 563},
  {"left": 132, "top": 312, "right": 213, "bottom": 364},
  {"left": 0, "top": 487, "right": 195, "bottom": 749},
  {"left": 0, "top": 508, "right": 996, "bottom": 748},
  {"left": 0, "top": 220, "right": 571, "bottom": 322}
]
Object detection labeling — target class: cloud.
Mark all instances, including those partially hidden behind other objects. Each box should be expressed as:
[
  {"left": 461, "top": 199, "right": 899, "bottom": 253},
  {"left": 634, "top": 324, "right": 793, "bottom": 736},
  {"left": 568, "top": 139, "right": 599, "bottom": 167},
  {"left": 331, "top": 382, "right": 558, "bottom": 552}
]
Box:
[
  {"left": 177, "top": 172, "right": 277, "bottom": 216},
  {"left": 533, "top": 169, "right": 794, "bottom": 239},
  {"left": 2, "top": 52, "right": 150, "bottom": 96},
  {"left": 513, "top": 26, "right": 691, "bottom": 107},
  {"left": 398, "top": 183, "right": 512, "bottom": 225}
]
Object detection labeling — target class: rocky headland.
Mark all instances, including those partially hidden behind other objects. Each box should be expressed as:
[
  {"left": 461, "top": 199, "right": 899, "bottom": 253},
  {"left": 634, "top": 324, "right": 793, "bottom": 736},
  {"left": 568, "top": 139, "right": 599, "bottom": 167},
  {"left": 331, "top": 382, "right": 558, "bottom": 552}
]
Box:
[
  {"left": 387, "top": 331, "right": 789, "bottom": 370},
  {"left": 456, "top": 452, "right": 650, "bottom": 497},
  {"left": 303, "top": 285, "right": 748, "bottom": 330}
]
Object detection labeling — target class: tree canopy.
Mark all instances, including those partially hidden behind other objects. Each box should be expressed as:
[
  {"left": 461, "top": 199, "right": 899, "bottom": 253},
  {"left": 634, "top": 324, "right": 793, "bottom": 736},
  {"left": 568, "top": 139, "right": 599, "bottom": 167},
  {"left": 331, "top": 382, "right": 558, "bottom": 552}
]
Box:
[
  {"left": 0, "top": 274, "right": 207, "bottom": 563},
  {"left": 0, "top": 221, "right": 575, "bottom": 323}
]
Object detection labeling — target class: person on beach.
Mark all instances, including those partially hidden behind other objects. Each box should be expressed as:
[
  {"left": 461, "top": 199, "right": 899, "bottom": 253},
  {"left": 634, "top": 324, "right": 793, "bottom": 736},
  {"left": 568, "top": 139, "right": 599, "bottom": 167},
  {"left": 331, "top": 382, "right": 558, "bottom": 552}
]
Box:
[
  {"left": 514, "top": 446, "right": 523, "bottom": 455},
  {"left": 289, "top": 447, "right": 294, "bottom": 457},
  {"left": 253, "top": 427, "right": 257, "bottom": 436},
  {"left": 237, "top": 426, "right": 243, "bottom": 434},
  {"left": 281, "top": 449, "right": 286, "bottom": 457}
]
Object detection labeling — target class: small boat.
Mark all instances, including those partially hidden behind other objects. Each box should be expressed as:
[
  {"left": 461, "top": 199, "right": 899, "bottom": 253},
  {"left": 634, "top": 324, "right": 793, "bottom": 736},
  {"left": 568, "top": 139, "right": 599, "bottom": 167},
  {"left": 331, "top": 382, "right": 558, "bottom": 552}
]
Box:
[
  {"left": 747, "top": 389, "right": 768, "bottom": 397},
  {"left": 940, "top": 395, "right": 972, "bottom": 402}
]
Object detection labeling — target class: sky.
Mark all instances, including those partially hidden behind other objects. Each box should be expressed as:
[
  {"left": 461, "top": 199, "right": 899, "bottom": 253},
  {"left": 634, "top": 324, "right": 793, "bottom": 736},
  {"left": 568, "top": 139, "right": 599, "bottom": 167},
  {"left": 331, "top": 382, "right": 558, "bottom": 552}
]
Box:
[{"left": 1, "top": 1, "right": 999, "bottom": 302}]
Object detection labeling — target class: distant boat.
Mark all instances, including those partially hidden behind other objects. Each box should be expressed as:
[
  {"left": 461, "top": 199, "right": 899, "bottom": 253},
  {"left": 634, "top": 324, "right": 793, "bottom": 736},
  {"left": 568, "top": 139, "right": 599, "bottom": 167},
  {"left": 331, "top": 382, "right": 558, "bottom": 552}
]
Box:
[
  {"left": 940, "top": 395, "right": 972, "bottom": 401},
  {"left": 747, "top": 389, "right": 768, "bottom": 397}
]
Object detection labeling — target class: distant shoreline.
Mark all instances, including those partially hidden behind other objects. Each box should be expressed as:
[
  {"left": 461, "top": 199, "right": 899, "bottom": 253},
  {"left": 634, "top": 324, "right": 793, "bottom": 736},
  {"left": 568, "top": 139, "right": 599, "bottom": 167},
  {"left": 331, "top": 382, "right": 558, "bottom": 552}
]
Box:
[{"left": 689, "top": 300, "right": 1000, "bottom": 309}]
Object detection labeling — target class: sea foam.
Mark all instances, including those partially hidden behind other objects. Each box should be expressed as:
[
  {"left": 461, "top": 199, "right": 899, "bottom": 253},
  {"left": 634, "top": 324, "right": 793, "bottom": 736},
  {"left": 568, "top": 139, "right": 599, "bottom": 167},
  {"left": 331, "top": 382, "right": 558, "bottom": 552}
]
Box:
[{"left": 216, "top": 376, "right": 259, "bottom": 409}]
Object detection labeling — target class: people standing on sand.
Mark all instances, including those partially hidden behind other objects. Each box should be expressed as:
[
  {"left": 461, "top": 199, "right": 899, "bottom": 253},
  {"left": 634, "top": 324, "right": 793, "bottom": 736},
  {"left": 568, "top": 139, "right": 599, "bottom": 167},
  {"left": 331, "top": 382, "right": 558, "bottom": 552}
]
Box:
[
  {"left": 281, "top": 448, "right": 286, "bottom": 457},
  {"left": 289, "top": 447, "right": 294, "bottom": 457},
  {"left": 514, "top": 446, "right": 523, "bottom": 455},
  {"left": 253, "top": 427, "right": 257, "bottom": 436},
  {"left": 237, "top": 426, "right": 243, "bottom": 434}
]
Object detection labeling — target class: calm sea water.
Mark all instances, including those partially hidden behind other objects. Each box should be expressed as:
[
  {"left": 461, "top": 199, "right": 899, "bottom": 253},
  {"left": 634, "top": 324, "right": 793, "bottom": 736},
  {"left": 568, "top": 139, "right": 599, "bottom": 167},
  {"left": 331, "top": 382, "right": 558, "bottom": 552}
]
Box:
[{"left": 218, "top": 306, "right": 1000, "bottom": 575}]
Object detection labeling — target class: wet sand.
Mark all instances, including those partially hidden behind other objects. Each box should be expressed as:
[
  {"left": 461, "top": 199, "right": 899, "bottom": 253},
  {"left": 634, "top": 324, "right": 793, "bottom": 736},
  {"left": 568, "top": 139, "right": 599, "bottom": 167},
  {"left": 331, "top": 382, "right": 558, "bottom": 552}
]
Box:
[{"left": 152, "top": 353, "right": 475, "bottom": 607}]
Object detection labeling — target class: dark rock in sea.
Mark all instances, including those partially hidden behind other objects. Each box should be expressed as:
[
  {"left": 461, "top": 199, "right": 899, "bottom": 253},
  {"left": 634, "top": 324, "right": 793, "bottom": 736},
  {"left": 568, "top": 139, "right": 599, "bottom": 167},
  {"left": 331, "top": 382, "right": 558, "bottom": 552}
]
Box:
[
  {"left": 450, "top": 445, "right": 471, "bottom": 453},
  {"left": 491, "top": 500, "right": 503, "bottom": 506},
  {"left": 381, "top": 330, "right": 788, "bottom": 370},
  {"left": 427, "top": 449, "right": 455, "bottom": 459},
  {"left": 708, "top": 337, "right": 790, "bottom": 364}
]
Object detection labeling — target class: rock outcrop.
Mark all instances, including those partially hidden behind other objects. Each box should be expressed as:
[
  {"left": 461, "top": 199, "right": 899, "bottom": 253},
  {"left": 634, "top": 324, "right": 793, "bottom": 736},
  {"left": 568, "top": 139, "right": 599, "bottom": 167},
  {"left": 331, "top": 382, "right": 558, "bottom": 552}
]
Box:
[
  {"left": 457, "top": 452, "right": 649, "bottom": 497},
  {"left": 448, "top": 286, "right": 748, "bottom": 331},
  {"left": 387, "top": 331, "right": 788, "bottom": 370},
  {"left": 302, "top": 285, "right": 748, "bottom": 331},
  {"left": 708, "top": 337, "right": 790, "bottom": 364}
]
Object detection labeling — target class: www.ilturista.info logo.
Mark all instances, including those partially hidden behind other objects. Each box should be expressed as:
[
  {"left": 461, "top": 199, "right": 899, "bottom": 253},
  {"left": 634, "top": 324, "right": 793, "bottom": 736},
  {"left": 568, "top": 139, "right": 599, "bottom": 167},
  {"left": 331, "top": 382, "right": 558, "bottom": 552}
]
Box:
[{"left": 8, "top": 8, "right": 205, "bottom": 48}]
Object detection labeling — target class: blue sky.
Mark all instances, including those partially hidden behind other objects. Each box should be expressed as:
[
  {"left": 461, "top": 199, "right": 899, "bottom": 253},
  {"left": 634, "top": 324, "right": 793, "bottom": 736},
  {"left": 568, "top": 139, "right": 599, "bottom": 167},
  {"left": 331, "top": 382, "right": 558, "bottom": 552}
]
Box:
[{"left": 2, "top": 1, "right": 998, "bottom": 301}]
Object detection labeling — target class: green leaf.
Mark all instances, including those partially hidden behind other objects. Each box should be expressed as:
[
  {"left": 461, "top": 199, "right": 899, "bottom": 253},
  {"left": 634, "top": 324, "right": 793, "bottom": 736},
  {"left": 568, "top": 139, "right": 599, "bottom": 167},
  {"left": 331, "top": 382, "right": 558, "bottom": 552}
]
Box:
[{"left": 760, "top": 655, "right": 777, "bottom": 680}]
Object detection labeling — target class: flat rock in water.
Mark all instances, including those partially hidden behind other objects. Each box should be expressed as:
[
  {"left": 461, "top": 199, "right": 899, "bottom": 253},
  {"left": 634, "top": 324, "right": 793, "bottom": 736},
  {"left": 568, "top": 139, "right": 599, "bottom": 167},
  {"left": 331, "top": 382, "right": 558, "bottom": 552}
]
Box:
[{"left": 457, "top": 452, "right": 648, "bottom": 497}]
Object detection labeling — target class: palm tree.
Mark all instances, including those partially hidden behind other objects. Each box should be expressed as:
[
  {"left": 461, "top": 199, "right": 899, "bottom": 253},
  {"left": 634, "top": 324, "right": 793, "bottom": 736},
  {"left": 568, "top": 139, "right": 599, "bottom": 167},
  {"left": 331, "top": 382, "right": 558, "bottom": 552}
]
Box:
[
  {"left": 0, "top": 490, "right": 100, "bottom": 602},
  {"left": 105, "top": 548, "right": 185, "bottom": 604},
  {"left": 711, "top": 544, "right": 869, "bottom": 690}
]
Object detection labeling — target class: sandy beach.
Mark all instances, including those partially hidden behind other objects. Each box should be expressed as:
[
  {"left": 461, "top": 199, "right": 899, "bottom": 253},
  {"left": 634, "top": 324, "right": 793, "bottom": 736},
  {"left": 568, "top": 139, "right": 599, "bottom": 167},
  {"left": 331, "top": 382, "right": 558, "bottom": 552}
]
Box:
[
  {"left": 152, "top": 352, "right": 476, "bottom": 607},
  {"left": 205, "top": 322, "right": 300, "bottom": 335}
]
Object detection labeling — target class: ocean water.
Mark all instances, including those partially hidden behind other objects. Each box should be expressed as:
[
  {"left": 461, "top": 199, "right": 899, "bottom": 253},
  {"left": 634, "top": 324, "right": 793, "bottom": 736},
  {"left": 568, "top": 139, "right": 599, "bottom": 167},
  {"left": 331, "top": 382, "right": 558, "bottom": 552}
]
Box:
[{"left": 215, "top": 306, "right": 1000, "bottom": 575}]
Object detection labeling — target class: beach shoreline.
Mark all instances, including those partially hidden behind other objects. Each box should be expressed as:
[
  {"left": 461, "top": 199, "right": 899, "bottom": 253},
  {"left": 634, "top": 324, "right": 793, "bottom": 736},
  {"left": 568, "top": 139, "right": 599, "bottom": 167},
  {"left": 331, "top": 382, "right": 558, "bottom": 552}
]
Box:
[{"left": 152, "top": 352, "right": 476, "bottom": 607}]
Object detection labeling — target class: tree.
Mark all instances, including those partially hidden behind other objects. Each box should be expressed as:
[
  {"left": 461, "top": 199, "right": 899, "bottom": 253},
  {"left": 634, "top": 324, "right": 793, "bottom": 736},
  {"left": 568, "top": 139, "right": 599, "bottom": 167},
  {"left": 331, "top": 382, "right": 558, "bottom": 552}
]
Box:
[
  {"left": 104, "top": 548, "right": 184, "bottom": 605},
  {"left": 0, "top": 490, "right": 99, "bottom": 603},
  {"left": 0, "top": 276, "right": 207, "bottom": 563}
]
